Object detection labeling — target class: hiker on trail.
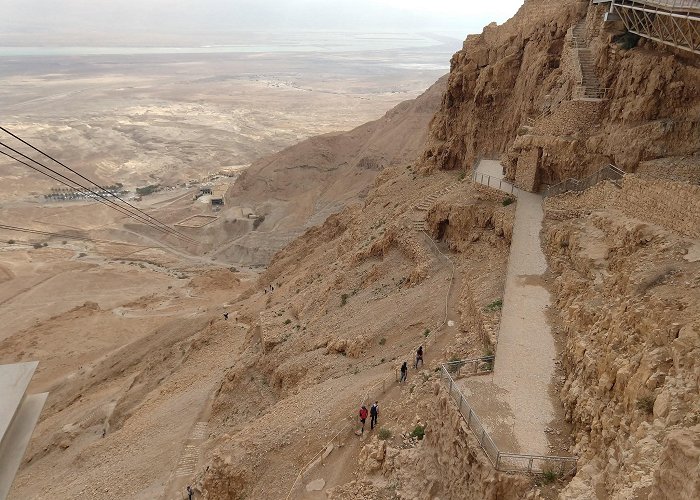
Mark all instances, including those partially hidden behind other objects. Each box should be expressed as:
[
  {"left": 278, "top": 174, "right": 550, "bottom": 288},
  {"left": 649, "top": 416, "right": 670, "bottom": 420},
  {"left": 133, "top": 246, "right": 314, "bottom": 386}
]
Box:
[
  {"left": 400, "top": 361, "right": 408, "bottom": 383},
  {"left": 223, "top": 312, "right": 229, "bottom": 320},
  {"left": 370, "top": 401, "right": 379, "bottom": 430},
  {"left": 359, "top": 405, "right": 369, "bottom": 434},
  {"left": 415, "top": 345, "right": 424, "bottom": 369},
  {"left": 187, "top": 485, "right": 194, "bottom": 500}
]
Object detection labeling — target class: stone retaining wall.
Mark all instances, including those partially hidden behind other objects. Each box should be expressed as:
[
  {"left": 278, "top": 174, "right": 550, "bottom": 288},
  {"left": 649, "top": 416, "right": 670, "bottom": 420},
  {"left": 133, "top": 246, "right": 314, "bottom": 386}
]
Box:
[{"left": 545, "top": 175, "right": 700, "bottom": 238}]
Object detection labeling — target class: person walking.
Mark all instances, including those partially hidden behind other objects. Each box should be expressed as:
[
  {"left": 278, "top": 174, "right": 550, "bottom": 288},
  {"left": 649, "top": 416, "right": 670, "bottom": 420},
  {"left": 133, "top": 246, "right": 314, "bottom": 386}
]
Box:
[
  {"left": 370, "top": 401, "right": 379, "bottom": 430},
  {"left": 223, "top": 312, "right": 229, "bottom": 320},
  {"left": 186, "top": 485, "right": 194, "bottom": 500},
  {"left": 400, "top": 361, "right": 408, "bottom": 383},
  {"left": 415, "top": 345, "right": 424, "bottom": 369},
  {"left": 359, "top": 405, "right": 369, "bottom": 434}
]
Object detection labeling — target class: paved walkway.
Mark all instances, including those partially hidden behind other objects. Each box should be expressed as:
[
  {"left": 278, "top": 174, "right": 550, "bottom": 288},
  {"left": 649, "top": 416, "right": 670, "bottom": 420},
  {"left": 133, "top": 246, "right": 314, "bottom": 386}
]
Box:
[{"left": 462, "top": 160, "right": 557, "bottom": 455}]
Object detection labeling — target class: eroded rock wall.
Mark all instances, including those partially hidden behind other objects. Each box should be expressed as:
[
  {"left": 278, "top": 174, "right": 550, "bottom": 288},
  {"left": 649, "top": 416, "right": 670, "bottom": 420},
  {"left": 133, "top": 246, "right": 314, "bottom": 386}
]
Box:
[
  {"left": 423, "top": 0, "right": 700, "bottom": 188},
  {"left": 543, "top": 205, "right": 700, "bottom": 499}
]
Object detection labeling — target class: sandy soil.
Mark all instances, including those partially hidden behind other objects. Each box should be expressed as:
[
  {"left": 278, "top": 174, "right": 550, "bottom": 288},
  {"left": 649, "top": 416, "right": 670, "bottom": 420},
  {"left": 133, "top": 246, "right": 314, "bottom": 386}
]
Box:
[{"left": 0, "top": 47, "right": 450, "bottom": 201}]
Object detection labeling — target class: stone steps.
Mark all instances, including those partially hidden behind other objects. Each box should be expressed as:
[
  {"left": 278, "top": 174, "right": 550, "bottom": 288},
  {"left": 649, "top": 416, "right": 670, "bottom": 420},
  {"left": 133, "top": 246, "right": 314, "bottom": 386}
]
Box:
[
  {"left": 571, "top": 22, "right": 603, "bottom": 97},
  {"left": 412, "top": 180, "right": 464, "bottom": 232},
  {"left": 0, "top": 361, "right": 48, "bottom": 500}
]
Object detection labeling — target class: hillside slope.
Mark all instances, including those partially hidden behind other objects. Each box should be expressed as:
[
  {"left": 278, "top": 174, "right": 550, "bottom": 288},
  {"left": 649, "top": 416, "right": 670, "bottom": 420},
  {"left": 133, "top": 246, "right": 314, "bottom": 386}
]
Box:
[{"left": 212, "top": 76, "right": 447, "bottom": 265}]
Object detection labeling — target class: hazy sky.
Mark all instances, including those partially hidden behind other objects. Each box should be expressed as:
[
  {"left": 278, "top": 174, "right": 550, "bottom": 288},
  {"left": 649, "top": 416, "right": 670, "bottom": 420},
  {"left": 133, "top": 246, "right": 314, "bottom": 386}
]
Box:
[{"left": 1, "top": 0, "right": 525, "bottom": 43}]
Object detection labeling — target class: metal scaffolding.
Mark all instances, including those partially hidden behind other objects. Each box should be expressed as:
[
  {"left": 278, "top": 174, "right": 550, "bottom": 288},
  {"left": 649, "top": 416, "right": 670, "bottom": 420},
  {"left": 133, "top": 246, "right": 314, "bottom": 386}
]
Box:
[{"left": 609, "top": 0, "right": 700, "bottom": 54}]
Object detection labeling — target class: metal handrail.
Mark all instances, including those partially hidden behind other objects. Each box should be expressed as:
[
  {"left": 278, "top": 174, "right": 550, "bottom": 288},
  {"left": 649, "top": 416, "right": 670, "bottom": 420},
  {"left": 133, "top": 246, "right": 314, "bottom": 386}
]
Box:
[
  {"left": 440, "top": 364, "right": 578, "bottom": 476},
  {"left": 544, "top": 163, "right": 624, "bottom": 197},
  {"left": 472, "top": 171, "right": 517, "bottom": 195}
]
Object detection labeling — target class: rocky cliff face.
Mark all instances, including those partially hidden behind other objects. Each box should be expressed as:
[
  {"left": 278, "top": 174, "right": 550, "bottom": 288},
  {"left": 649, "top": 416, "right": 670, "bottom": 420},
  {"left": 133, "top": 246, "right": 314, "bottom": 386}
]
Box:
[
  {"left": 422, "top": 0, "right": 586, "bottom": 172},
  {"left": 542, "top": 201, "right": 700, "bottom": 499},
  {"left": 422, "top": 0, "right": 699, "bottom": 188}
]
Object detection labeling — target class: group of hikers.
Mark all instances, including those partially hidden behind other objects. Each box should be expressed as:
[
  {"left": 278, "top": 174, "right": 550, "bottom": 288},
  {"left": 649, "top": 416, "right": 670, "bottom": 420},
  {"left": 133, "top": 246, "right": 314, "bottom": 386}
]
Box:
[
  {"left": 358, "top": 345, "right": 425, "bottom": 434},
  {"left": 358, "top": 401, "right": 380, "bottom": 434},
  {"left": 399, "top": 344, "right": 424, "bottom": 382}
]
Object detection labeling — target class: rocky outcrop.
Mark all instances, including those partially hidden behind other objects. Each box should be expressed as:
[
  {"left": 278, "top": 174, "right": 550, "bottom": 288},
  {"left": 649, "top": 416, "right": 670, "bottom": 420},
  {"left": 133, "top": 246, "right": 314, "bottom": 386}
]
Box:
[
  {"left": 423, "top": 0, "right": 700, "bottom": 191},
  {"left": 543, "top": 203, "right": 700, "bottom": 499},
  {"left": 329, "top": 385, "right": 535, "bottom": 500},
  {"left": 422, "top": 0, "right": 586, "bottom": 172}
]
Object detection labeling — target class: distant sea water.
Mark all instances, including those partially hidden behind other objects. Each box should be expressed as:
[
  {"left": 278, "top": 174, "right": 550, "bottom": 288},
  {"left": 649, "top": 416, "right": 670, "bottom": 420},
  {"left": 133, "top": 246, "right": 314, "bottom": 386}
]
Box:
[{"left": 0, "top": 32, "right": 447, "bottom": 57}]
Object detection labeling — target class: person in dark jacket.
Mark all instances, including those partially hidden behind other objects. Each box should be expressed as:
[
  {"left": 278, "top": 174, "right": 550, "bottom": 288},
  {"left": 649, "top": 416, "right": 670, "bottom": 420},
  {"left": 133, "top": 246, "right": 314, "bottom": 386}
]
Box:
[
  {"left": 415, "top": 345, "right": 424, "bottom": 369},
  {"left": 370, "top": 401, "right": 379, "bottom": 430},
  {"left": 400, "top": 361, "right": 408, "bottom": 382}
]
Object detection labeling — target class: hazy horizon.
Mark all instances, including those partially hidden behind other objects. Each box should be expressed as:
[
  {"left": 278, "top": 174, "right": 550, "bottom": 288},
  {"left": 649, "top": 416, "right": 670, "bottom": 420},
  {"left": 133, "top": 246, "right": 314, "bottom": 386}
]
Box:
[{"left": 1, "top": 0, "right": 524, "bottom": 47}]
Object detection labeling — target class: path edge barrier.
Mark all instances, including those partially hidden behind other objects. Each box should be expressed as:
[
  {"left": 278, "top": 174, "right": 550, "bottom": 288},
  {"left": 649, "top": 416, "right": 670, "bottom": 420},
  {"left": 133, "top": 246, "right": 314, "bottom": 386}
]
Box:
[{"left": 440, "top": 360, "right": 578, "bottom": 477}]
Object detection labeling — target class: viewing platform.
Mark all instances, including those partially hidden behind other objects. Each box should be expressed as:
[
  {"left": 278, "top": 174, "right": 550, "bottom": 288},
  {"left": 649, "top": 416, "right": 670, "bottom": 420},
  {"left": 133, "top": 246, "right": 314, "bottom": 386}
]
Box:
[{"left": 595, "top": 0, "right": 700, "bottom": 54}]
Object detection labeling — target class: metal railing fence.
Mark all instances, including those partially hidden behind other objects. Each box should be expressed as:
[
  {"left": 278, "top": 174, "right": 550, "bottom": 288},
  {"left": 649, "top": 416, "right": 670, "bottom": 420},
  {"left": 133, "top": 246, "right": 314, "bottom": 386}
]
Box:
[
  {"left": 471, "top": 171, "right": 518, "bottom": 195},
  {"left": 440, "top": 362, "right": 578, "bottom": 476},
  {"left": 544, "top": 164, "right": 625, "bottom": 197}
]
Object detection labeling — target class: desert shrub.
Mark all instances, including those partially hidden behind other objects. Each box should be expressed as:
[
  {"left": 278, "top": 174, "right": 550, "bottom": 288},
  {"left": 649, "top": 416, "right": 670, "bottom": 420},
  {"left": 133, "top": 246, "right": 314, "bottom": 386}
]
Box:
[
  {"left": 517, "top": 126, "right": 529, "bottom": 136},
  {"left": 424, "top": 329, "right": 431, "bottom": 337},
  {"left": 136, "top": 184, "right": 160, "bottom": 196},
  {"left": 284, "top": 319, "right": 291, "bottom": 325},
  {"left": 340, "top": 293, "right": 348, "bottom": 306},
  {"left": 458, "top": 171, "right": 466, "bottom": 181},
  {"left": 502, "top": 197, "right": 515, "bottom": 206},
  {"left": 637, "top": 396, "right": 655, "bottom": 414},
  {"left": 32, "top": 242, "right": 43, "bottom": 249},
  {"left": 62, "top": 240, "right": 67, "bottom": 245},
  {"left": 7, "top": 239, "right": 15, "bottom": 244},
  {"left": 378, "top": 428, "right": 391, "bottom": 440},
  {"left": 536, "top": 469, "right": 559, "bottom": 486},
  {"left": 252, "top": 215, "right": 266, "bottom": 230},
  {"left": 78, "top": 252, "right": 87, "bottom": 258},
  {"left": 485, "top": 299, "right": 503, "bottom": 311},
  {"left": 378, "top": 337, "right": 386, "bottom": 345},
  {"left": 410, "top": 425, "right": 425, "bottom": 440}
]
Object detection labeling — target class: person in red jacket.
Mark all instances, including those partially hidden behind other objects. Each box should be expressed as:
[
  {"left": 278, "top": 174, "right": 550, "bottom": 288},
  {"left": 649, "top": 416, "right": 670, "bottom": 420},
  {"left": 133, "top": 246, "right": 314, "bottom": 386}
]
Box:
[{"left": 359, "top": 405, "right": 369, "bottom": 434}]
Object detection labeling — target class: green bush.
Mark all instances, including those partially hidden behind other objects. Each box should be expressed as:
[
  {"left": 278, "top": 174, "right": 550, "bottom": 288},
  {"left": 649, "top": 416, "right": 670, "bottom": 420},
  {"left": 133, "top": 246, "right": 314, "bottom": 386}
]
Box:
[
  {"left": 410, "top": 425, "right": 425, "bottom": 440},
  {"left": 502, "top": 197, "right": 515, "bottom": 207},
  {"left": 457, "top": 171, "right": 466, "bottom": 181},
  {"left": 536, "top": 469, "right": 559, "bottom": 486},
  {"left": 424, "top": 329, "right": 431, "bottom": 337},
  {"left": 378, "top": 428, "right": 391, "bottom": 440},
  {"left": 485, "top": 299, "right": 503, "bottom": 311},
  {"left": 135, "top": 184, "right": 160, "bottom": 196}
]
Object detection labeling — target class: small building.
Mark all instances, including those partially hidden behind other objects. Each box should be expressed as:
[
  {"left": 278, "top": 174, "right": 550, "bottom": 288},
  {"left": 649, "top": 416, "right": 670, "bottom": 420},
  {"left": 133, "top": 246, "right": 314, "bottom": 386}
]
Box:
[{"left": 210, "top": 185, "right": 227, "bottom": 207}]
